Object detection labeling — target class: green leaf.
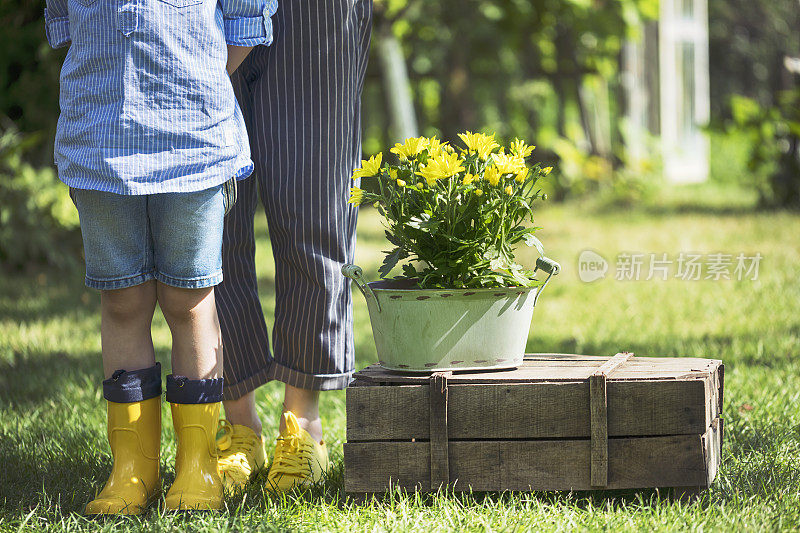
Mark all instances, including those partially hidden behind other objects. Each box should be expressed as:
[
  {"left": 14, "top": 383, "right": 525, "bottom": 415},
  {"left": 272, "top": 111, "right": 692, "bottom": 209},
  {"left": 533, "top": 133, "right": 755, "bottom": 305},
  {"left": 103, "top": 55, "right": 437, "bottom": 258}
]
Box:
[
  {"left": 523, "top": 233, "right": 545, "bottom": 256},
  {"left": 378, "top": 247, "right": 406, "bottom": 278}
]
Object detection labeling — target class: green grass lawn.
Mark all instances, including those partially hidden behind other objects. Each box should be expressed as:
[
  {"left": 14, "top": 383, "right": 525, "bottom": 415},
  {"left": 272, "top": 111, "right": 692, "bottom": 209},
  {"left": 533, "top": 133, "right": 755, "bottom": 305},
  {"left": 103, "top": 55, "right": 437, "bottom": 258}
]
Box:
[{"left": 1, "top": 188, "right": 799, "bottom": 531}]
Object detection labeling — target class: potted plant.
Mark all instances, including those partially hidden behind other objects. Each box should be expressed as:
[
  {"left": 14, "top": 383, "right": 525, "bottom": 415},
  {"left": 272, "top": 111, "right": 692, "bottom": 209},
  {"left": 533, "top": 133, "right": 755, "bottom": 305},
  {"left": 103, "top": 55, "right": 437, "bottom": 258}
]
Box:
[{"left": 342, "top": 132, "right": 560, "bottom": 372}]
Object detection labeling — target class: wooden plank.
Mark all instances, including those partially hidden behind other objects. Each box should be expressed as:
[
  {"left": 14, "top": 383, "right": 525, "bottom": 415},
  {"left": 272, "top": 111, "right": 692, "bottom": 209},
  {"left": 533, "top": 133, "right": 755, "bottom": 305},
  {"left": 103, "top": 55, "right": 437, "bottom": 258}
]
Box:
[
  {"left": 344, "top": 441, "right": 429, "bottom": 493},
  {"left": 346, "top": 377, "right": 717, "bottom": 441},
  {"left": 702, "top": 417, "right": 723, "bottom": 486},
  {"left": 344, "top": 420, "right": 721, "bottom": 493},
  {"left": 589, "top": 372, "right": 608, "bottom": 487},
  {"left": 346, "top": 385, "right": 429, "bottom": 440},
  {"left": 589, "top": 352, "right": 633, "bottom": 487},
  {"left": 353, "top": 357, "right": 721, "bottom": 385},
  {"left": 592, "top": 352, "right": 634, "bottom": 377},
  {"left": 429, "top": 372, "right": 451, "bottom": 490}
]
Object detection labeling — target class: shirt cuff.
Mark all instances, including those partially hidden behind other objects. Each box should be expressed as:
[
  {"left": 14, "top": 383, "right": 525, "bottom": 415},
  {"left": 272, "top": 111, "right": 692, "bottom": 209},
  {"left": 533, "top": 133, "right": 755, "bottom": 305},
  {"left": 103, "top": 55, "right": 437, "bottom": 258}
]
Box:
[
  {"left": 223, "top": 3, "right": 275, "bottom": 47},
  {"left": 44, "top": 8, "right": 71, "bottom": 49}
]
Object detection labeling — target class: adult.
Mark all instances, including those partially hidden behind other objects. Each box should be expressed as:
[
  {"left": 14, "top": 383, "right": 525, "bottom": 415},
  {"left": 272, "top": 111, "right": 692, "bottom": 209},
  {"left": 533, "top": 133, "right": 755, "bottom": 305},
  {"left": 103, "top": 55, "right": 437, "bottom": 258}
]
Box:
[{"left": 214, "top": 0, "right": 374, "bottom": 490}]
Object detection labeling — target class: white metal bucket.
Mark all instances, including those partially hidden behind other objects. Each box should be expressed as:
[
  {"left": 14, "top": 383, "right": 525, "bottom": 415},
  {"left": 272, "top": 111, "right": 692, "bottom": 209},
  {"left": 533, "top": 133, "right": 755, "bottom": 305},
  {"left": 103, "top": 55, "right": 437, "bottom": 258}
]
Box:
[{"left": 342, "top": 258, "right": 560, "bottom": 372}]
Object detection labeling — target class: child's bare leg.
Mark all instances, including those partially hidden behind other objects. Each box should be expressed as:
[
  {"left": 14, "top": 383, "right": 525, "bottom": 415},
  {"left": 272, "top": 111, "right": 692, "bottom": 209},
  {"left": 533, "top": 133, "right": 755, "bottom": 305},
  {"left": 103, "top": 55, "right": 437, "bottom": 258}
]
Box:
[
  {"left": 280, "top": 384, "right": 323, "bottom": 442},
  {"left": 156, "top": 283, "right": 222, "bottom": 378},
  {"left": 223, "top": 391, "right": 263, "bottom": 434},
  {"left": 101, "top": 281, "right": 157, "bottom": 378}
]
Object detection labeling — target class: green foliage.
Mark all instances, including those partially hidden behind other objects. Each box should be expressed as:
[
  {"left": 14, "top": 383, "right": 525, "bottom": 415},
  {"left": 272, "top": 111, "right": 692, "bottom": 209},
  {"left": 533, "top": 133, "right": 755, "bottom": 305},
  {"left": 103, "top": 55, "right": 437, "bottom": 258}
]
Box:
[
  {"left": 373, "top": 0, "right": 658, "bottom": 159},
  {"left": 0, "top": 0, "right": 65, "bottom": 165},
  {"left": 548, "top": 136, "right": 660, "bottom": 206},
  {"left": 725, "top": 89, "right": 800, "bottom": 208},
  {"left": 709, "top": 0, "right": 800, "bottom": 117},
  {"left": 353, "top": 134, "right": 549, "bottom": 288},
  {"left": 0, "top": 126, "right": 82, "bottom": 270}
]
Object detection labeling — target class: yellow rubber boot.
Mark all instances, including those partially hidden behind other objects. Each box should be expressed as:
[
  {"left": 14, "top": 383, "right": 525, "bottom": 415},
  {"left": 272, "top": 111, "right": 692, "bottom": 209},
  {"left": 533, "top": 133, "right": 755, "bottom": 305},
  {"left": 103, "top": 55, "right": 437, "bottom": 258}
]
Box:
[
  {"left": 165, "top": 402, "right": 224, "bottom": 511},
  {"left": 85, "top": 397, "right": 161, "bottom": 515}
]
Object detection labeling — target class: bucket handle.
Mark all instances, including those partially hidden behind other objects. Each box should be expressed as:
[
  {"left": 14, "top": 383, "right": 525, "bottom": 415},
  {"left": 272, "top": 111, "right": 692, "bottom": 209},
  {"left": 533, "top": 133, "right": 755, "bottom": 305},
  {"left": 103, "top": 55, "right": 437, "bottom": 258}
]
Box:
[
  {"left": 533, "top": 256, "right": 561, "bottom": 307},
  {"left": 341, "top": 264, "right": 382, "bottom": 312}
]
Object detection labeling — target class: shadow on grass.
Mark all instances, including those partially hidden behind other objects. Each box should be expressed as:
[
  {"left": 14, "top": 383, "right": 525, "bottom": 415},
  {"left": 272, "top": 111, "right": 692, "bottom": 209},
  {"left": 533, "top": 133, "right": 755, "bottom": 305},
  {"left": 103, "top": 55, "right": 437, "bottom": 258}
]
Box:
[
  {"left": 0, "top": 350, "right": 102, "bottom": 407},
  {"left": 0, "top": 268, "right": 96, "bottom": 325},
  {"left": 0, "top": 422, "right": 103, "bottom": 514}
]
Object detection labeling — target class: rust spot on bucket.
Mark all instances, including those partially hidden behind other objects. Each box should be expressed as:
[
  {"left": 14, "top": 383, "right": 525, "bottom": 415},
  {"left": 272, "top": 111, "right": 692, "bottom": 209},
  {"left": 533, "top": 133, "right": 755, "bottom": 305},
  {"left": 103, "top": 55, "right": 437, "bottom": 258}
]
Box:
[
  {"left": 424, "top": 363, "right": 437, "bottom": 367},
  {"left": 517, "top": 291, "right": 525, "bottom": 295},
  {"left": 389, "top": 295, "right": 402, "bottom": 299},
  {"left": 495, "top": 358, "right": 507, "bottom": 362},
  {"left": 398, "top": 364, "right": 409, "bottom": 368},
  {"left": 440, "top": 293, "right": 452, "bottom": 297},
  {"left": 463, "top": 292, "right": 476, "bottom": 296},
  {"left": 494, "top": 292, "right": 506, "bottom": 297},
  {"left": 473, "top": 359, "right": 488, "bottom": 363},
  {"left": 416, "top": 295, "right": 430, "bottom": 300},
  {"left": 451, "top": 360, "right": 464, "bottom": 364}
]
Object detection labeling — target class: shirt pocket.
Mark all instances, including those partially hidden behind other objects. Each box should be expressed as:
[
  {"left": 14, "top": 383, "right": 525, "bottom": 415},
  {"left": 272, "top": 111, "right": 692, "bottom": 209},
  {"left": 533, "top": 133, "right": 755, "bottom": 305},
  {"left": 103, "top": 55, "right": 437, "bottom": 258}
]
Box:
[{"left": 157, "top": 0, "right": 204, "bottom": 7}]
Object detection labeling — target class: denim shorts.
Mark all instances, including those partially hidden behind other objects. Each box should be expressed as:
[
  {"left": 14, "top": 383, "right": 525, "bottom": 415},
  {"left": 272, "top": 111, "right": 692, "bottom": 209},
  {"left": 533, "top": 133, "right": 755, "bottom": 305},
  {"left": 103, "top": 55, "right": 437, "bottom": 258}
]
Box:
[{"left": 71, "top": 181, "right": 236, "bottom": 291}]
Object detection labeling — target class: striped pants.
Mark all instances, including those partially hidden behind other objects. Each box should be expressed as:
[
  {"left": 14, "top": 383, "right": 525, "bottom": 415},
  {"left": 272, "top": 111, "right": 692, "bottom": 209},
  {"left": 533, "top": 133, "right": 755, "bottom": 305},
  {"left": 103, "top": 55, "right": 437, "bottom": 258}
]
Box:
[{"left": 216, "top": 0, "right": 373, "bottom": 400}]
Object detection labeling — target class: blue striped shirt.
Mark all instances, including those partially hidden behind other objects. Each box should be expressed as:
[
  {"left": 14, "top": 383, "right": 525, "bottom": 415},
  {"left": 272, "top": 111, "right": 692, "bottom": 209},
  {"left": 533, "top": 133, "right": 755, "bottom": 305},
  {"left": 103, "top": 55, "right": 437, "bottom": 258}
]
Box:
[{"left": 44, "top": 0, "right": 278, "bottom": 195}]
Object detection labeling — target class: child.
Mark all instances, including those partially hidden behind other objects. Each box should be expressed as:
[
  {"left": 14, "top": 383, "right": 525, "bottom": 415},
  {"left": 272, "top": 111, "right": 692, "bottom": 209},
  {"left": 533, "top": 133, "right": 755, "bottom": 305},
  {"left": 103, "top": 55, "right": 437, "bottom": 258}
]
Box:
[{"left": 44, "top": 0, "right": 277, "bottom": 514}]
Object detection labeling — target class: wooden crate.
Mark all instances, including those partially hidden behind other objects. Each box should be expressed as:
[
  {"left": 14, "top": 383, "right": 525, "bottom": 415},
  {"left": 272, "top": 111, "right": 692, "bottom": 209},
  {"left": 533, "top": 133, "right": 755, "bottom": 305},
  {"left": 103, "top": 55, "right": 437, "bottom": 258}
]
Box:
[{"left": 344, "top": 353, "right": 723, "bottom": 493}]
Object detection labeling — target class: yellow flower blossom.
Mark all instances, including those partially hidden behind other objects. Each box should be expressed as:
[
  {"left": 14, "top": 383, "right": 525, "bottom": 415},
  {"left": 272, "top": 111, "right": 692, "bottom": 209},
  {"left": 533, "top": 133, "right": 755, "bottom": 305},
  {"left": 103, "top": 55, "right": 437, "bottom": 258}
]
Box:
[
  {"left": 492, "top": 153, "right": 527, "bottom": 176},
  {"left": 510, "top": 138, "right": 535, "bottom": 158},
  {"left": 396, "top": 178, "right": 406, "bottom": 187},
  {"left": 462, "top": 173, "right": 475, "bottom": 185},
  {"left": 474, "top": 189, "right": 484, "bottom": 196},
  {"left": 416, "top": 151, "right": 466, "bottom": 186},
  {"left": 424, "top": 137, "right": 450, "bottom": 159},
  {"left": 542, "top": 166, "right": 553, "bottom": 176},
  {"left": 458, "top": 131, "right": 499, "bottom": 160},
  {"left": 505, "top": 185, "right": 514, "bottom": 195},
  {"left": 351, "top": 153, "right": 382, "bottom": 179},
  {"left": 390, "top": 137, "right": 426, "bottom": 160},
  {"left": 515, "top": 167, "right": 529, "bottom": 184},
  {"left": 348, "top": 187, "right": 364, "bottom": 205},
  {"left": 485, "top": 165, "right": 500, "bottom": 186},
  {"left": 389, "top": 168, "right": 398, "bottom": 180}
]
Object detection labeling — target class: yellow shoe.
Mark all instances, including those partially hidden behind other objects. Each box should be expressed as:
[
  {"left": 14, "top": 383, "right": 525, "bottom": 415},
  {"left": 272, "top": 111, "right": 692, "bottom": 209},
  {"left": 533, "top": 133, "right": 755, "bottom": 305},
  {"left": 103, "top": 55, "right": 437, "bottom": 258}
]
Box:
[
  {"left": 266, "top": 412, "right": 330, "bottom": 492},
  {"left": 165, "top": 402, "right": 224, "bottom": 511},
  {"left": 216, "top": 421, "right": 267, "bottom": 491},
  {"left": 85, "top": 397, "right": 161, "bottom": 516}
]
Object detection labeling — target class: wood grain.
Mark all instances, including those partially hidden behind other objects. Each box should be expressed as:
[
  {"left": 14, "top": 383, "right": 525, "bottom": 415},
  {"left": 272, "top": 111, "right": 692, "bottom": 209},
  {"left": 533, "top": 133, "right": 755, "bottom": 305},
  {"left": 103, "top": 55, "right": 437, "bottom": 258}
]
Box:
[
  {"left": 589, "top": 372, "right": 608, "bottom": 487},
  {"left": 344, "top": 418, "right": 722, "bottom": 493},
  {"left": 346, "top": 376, "right": 718, "bottom": 441},
  {"left": 353, "top": 354, "right": 722, "bottom": 385},
  {"left": 428, "top": 372, "right": 451, "bottom": 490}
]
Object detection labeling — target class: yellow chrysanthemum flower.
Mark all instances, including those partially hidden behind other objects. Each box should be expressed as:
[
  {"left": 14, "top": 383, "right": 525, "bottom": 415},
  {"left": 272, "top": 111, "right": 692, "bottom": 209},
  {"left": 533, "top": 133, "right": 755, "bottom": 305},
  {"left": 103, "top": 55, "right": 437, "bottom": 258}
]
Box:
[
  {"left": 542, "top": 166, "right": 553, "bottom": 176},
  {"left": 351, "top": 153, "right": 382, "bottom": 179},
  {"left": 389, "top": 168, "right": 398, "bottom": 180},
  {"left": 348, "top": 187, "right": 364, "bottom": 205},
  {"left": 390, "top": 137, "right": 426, "bottom": 160},
  {"left": 417, "top": 152, "right": 466, "bottom": 186},
  {"left": 474, "top": 189, "right": 484, "bottom": 196},
  {"left": 492, "top": 153, "right": 526, "bottom": 177},
  {"left": 458, "top": 131, "right": 500, "bottom": 160},
  {"left": 510, "top": 138, "right": 535, "bottom": 158},
  {"left": 515, "top": 167, "right": 529, "bottom": 184},
  {"left": 504, "top": 185, "right": 514, "bottom": 195},
  {"left": 424, "top": 137, "right": 450, "bottom": 159},
  {"left": 463, "top": 173, "right": 475, "bottom": 185},
  {"left": 485, "top": 165, "right": 500, "bottom": 187},
  {"left": 396, "top": 179, "right": 406, "bottom": 187}
]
